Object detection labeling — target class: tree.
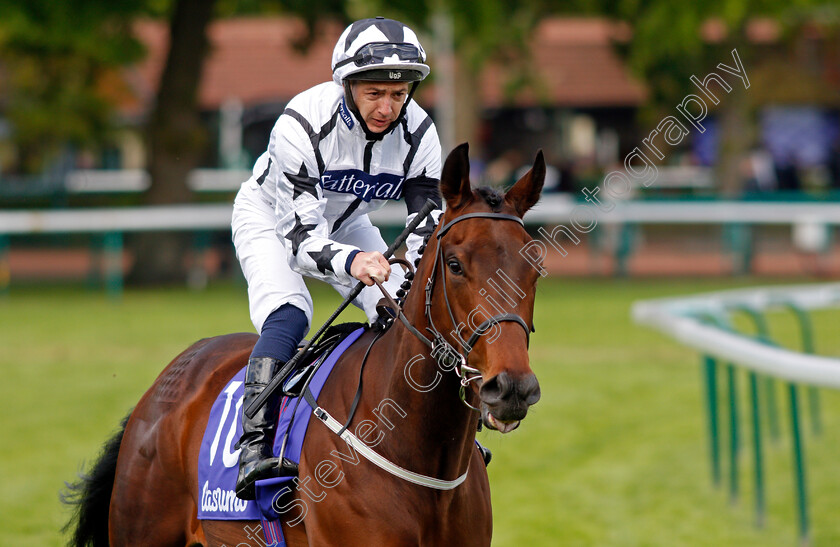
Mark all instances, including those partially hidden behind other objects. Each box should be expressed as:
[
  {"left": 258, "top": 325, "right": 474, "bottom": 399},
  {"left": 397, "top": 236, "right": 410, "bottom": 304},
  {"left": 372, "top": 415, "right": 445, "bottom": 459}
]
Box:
[
  {"left": 346, "top": 0, "right": 547, "bottom": 157},
  {"left": 132, "top": 0, "right": 548, "bottom": 282},
  {"left": 0, "top": 0, "right": 216, "bottom": 283},
  {"left": 0, "top": 0, "right": 145, "bottom": 174},
  {"left": 567, "top": 0, "right": 828, "bottom": 195},
  {"left": 126, "top": 0, "right": 218, "bottom": 284},
  {"left": 129, "top": 0, "right": 355, "bottom": 284}
]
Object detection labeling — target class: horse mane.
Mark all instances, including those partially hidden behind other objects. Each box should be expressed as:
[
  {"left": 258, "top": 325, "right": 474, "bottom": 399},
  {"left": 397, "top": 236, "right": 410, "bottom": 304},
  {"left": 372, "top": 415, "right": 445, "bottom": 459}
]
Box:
[{"left": 476, "top": 186, "right": 504, "bottom": 212}]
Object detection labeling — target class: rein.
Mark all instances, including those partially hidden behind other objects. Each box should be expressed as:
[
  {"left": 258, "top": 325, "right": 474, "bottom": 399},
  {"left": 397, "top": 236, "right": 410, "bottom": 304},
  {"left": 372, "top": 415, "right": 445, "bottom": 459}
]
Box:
[{"left": 305, "top": 211, "right": 533, "bottom": 490}]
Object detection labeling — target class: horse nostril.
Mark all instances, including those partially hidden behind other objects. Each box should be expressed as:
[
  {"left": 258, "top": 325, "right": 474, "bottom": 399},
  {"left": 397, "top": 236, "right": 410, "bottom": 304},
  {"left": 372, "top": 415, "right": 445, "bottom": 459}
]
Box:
[
  {"left": 520, "top": 374, "right": 541, "bottom": 405},
  {"left": 480, "top": 372, "right": 513, "bottom": 404},
  {"left": 481, "top": 372, "right": 541, "bottom": 408}
]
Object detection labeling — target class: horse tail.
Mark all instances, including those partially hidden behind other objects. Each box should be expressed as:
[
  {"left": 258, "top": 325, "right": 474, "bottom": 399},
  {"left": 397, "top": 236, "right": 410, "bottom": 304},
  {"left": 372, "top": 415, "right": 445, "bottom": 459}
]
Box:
[{"left": 61, "top": 412, "right": 130, "bottom": 547}]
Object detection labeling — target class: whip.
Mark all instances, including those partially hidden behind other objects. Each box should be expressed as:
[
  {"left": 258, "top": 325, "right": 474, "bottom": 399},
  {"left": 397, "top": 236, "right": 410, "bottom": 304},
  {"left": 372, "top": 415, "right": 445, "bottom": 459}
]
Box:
[{"left": 244, "top": 198, "right": 438, "bottom": 418}]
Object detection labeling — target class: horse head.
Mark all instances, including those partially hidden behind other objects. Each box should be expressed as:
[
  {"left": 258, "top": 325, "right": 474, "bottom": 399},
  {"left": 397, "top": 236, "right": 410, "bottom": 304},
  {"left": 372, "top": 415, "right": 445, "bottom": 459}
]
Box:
[{"left": 424, "top": 143, "right": 544, "bottom": 434}]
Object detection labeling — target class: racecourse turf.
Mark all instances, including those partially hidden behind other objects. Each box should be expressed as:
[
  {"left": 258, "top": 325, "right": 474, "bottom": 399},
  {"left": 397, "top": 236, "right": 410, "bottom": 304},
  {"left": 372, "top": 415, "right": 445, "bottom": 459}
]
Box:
[{"left": 2, "top": 277, "right": 839, "bottom": 546}]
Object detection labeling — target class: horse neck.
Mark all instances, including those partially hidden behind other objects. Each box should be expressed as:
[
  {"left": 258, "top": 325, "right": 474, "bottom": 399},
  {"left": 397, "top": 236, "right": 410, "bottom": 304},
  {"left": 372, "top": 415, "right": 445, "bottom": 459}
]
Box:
[{"left": 367, "top": 244, "right": 480, "bottom": 479}]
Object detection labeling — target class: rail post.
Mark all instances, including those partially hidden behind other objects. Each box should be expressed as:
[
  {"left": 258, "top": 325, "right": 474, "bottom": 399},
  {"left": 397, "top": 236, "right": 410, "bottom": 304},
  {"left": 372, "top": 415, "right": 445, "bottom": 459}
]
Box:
[
  {"left": 704, "top": 313, "right": 741, "bottom": 502},
  {"left": 730, "top": 305, "right": 780, "bottom": 442},
  {"left": 784, "top": 303, "right": 821, "bottom": 435},
  {"left": 701, "top": 354, "right": 721, "bottom": 487}
]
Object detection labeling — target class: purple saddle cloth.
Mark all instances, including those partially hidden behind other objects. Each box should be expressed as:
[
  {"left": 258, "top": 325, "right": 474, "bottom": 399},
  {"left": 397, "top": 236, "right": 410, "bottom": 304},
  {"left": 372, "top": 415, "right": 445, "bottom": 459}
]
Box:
[{"left": 196, "top": 327, "right": 365, "bottom": 531}]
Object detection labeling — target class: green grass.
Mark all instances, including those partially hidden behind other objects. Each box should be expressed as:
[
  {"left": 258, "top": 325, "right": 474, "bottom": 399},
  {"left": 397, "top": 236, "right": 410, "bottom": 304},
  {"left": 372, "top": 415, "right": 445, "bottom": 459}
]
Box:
[{"left": 2, "top": 278, "right": 839, "bottom": 546}]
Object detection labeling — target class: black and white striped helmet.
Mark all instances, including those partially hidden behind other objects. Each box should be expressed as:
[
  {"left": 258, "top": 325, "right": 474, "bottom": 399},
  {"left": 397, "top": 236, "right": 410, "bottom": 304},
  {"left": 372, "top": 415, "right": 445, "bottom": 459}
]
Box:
[{"left": 332, "top": 17, "right": 430, "bottom": 85}]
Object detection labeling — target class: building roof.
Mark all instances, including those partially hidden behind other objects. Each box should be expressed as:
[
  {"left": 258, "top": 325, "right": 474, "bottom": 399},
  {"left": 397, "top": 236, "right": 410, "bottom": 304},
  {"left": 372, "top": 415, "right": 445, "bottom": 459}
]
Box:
[
  {"left": 481, "top": 18, "right": 647, "bottom": 108},
  {"left": 123, "top": 16, "right": 648, "bottom": 115}
]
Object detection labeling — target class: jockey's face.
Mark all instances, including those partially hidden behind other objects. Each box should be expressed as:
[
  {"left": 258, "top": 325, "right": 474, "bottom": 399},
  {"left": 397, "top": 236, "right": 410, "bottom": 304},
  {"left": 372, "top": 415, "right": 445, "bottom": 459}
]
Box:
[{"left": 351, "top": 81, "right": 411, "bottom": 133}]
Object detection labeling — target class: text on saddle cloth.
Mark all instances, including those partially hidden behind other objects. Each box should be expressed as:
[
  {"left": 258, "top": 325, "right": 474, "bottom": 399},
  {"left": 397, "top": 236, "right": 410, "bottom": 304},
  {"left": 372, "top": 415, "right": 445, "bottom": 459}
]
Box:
[{"left": 197, "top": 327, "right": 365, "bottom": 521}]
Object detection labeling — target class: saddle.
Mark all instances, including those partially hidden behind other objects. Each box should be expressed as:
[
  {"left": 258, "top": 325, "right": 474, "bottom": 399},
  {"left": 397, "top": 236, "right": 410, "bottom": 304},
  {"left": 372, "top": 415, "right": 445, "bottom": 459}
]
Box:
[
  {"left": 197, "top": 323, "right": 367, "bottom": 522},
  {"left": 281, "top": 322, "right": 367, "bottom": 397}
]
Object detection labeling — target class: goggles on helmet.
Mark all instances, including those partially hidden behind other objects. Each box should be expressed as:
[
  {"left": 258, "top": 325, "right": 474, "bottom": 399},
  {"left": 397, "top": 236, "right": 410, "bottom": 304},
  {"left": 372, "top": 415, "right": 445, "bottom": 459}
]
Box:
[{"left": 334, "top": 42, "right": 424, "bottom": 70}]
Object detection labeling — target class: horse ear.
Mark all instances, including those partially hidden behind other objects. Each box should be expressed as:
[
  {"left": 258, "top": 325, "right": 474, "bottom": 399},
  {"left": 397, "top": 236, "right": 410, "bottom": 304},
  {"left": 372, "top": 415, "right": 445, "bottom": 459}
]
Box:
[
  {"left": 439, "top": 143, "right": 474, "bottom": 210},
  {"left": 504, "top": 149, "right": 545, "bottom": 217}
]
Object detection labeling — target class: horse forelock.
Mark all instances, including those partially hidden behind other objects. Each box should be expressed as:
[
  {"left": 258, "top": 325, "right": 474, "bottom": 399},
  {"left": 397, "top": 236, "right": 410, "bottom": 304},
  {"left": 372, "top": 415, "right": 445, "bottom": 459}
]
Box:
[{"left": 475, "top": 186, "right": 504, "bottom": 212}]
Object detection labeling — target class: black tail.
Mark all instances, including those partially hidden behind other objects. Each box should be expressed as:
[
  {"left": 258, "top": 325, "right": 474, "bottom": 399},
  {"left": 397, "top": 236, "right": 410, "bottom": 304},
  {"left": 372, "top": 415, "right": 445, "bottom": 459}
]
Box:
[{"left": 61, "top": 413, "right": 130, "bottom": 547}]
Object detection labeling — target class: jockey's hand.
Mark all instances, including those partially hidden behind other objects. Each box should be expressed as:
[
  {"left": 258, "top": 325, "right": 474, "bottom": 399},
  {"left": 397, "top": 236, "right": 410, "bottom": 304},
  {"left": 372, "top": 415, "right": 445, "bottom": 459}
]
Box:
[{"left": 350, "top": 251, "right": 390, "bottom": 286}]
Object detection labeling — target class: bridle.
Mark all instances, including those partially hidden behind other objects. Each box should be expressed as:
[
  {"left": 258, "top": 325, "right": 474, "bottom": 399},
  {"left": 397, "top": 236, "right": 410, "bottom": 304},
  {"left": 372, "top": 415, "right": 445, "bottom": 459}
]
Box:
[
  {"left": 307, "top": 210, "right": 536, "bottom": 491},
  {"left": 376, "top": 211, "right": 535, "bottom": 410}
]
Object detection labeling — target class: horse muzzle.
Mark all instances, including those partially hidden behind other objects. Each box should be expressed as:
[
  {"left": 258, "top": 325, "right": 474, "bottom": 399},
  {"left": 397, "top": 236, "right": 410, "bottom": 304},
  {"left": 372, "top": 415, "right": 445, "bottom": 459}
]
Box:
[{"left": 478, "top": 371, "right": 541, "bottom": 434}]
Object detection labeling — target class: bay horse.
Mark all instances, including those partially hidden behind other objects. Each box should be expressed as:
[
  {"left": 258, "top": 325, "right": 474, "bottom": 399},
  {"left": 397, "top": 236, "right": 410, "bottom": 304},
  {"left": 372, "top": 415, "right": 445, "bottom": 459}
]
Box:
[{"left": 64, "top": 143, "right": 545, "bottom": 546}]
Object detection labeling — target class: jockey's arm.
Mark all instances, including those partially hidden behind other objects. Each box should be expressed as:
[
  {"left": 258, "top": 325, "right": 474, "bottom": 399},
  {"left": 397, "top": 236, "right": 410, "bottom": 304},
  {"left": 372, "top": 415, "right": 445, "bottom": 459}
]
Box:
[{"left": 271, "top": 117, "right": 361, "bottom": 287}]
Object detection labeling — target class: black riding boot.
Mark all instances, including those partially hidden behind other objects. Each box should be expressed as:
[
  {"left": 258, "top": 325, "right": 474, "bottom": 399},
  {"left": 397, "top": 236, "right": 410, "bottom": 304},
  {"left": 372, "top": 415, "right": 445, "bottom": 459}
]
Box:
[{"left": 235, "top": 357, "right": 298, "bottom": 500}]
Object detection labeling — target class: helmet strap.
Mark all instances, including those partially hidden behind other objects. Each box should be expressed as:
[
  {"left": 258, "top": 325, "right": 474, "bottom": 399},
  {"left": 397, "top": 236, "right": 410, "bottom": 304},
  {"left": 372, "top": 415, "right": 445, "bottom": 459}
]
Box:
[{"left": 343, "top": 80, "right": 420, "bottom": 141}]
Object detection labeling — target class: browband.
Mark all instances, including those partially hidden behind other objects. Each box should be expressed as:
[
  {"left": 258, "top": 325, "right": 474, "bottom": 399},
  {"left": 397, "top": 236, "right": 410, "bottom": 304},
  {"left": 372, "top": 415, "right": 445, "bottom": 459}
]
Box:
[{"left": 436, "top": 213, "right": 524, "bottom": 239}]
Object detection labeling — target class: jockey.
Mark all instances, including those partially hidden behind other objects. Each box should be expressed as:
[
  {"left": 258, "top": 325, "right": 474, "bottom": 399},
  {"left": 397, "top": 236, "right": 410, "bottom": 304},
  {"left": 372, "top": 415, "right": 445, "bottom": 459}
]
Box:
[{"left": 231, "top": 17, "right": 443, "bottom": 500}]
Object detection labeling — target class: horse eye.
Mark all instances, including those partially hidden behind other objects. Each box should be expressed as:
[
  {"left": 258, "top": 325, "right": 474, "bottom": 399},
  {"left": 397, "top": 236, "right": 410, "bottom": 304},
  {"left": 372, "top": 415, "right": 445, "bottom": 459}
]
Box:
[{"left": 447, "top": 259, "right": 463, "bottom": 275}]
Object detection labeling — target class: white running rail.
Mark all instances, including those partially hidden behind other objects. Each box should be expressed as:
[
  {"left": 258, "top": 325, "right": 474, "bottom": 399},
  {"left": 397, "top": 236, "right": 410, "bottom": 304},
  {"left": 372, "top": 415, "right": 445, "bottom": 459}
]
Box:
[{"left": 632, "top": 283, "right": 840, "bottom": 387}]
